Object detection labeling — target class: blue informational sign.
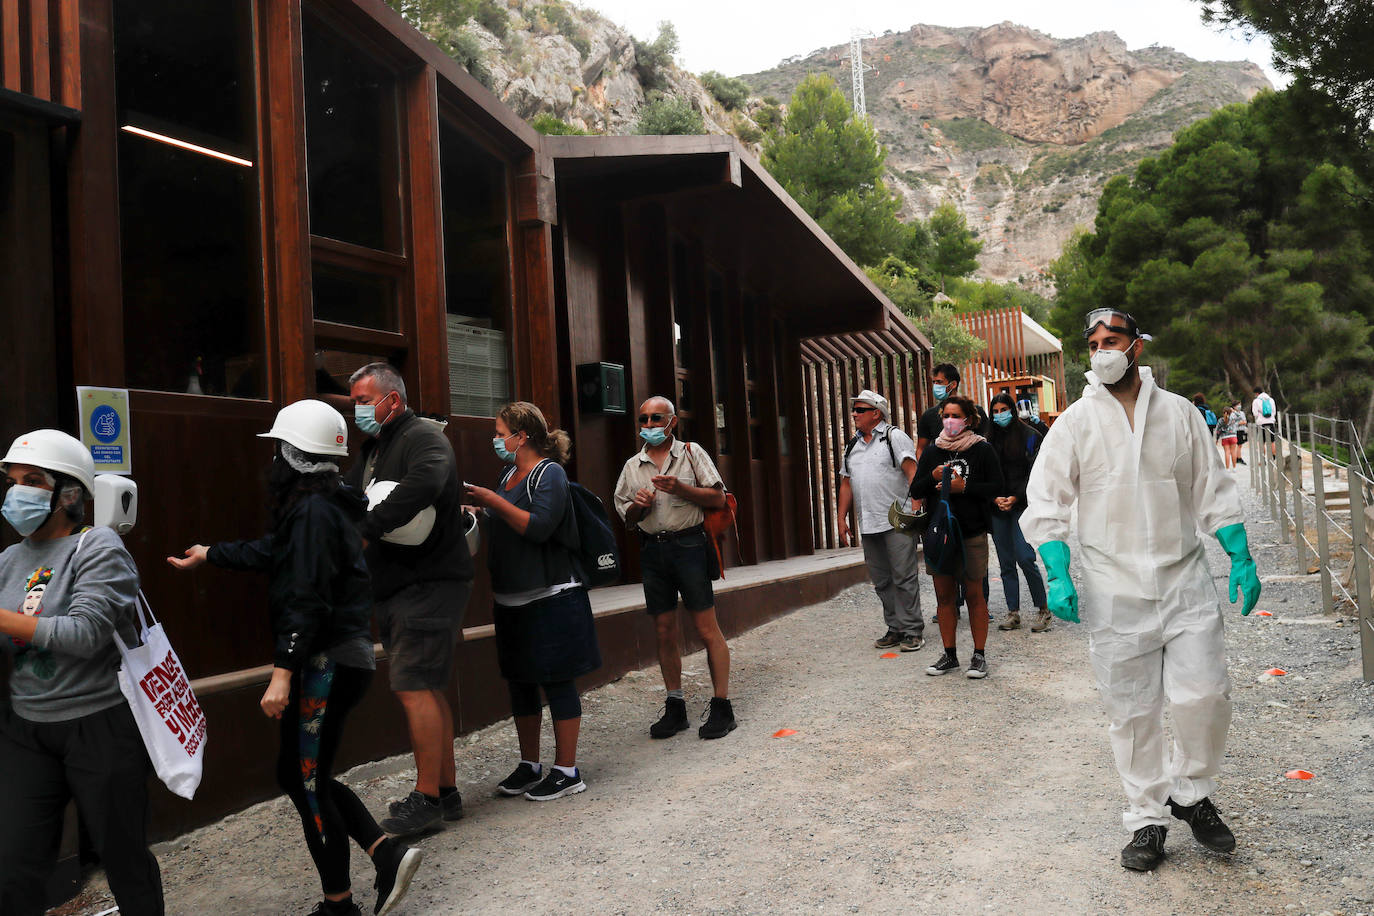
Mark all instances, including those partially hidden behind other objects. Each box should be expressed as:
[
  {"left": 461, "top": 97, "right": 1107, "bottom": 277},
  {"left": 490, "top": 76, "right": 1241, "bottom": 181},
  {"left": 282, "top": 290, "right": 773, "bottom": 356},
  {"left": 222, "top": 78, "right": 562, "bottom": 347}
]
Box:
[{"left": 90, "top": 405, "right": 121, "bottom": 443}]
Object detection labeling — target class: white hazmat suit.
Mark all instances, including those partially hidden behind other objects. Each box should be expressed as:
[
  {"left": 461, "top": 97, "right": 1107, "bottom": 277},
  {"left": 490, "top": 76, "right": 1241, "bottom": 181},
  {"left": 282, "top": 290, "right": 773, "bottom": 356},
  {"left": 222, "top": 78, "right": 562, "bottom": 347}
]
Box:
[{"left": 1021, "top": 366, "right": 1245, "bottom": 832}]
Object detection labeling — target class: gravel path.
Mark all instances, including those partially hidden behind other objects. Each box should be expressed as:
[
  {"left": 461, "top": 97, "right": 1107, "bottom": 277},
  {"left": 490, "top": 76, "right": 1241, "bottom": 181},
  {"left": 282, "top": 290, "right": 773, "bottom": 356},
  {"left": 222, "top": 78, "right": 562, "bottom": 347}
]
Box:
[{"left": 61, "top": 469, "right": 1374, "bottom": 915}]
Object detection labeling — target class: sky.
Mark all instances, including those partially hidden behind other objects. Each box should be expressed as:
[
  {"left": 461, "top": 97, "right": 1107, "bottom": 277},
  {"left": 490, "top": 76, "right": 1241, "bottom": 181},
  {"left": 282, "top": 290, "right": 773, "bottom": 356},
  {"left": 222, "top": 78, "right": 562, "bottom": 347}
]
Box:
[{"left": 593, "top": 0, "right": 1286, "bottom": 87}]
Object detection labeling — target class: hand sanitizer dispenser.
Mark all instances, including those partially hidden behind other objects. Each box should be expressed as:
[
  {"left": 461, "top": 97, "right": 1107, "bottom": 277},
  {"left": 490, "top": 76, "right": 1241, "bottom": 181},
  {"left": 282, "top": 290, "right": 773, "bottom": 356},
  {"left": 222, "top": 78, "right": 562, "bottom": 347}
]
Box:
[{"left": 94, "top": 475, "right": 138, "bottom": 534}]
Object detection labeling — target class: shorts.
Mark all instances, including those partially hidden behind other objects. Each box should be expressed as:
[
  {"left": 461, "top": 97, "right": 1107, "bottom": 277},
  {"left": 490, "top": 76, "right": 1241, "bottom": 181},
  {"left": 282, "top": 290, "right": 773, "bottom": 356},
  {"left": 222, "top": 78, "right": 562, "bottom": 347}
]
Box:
[
  {"left": 640, "top": 528, "right": 716, "bottom": 615},
  {"left": 376, "top": 579, "right": 471, "bottom": 692},
  {"left": 494, "top": 588, "right": 601, "bottom": 684},
  {"left": 1236, "top": 429, "right": 1248, "bottom": 444},
  {"left": 1220, "top": 436, "right": 1238, "bottom": 446},
  {"left": 926, "top": 534, "right": 990, "bottom": 581}
]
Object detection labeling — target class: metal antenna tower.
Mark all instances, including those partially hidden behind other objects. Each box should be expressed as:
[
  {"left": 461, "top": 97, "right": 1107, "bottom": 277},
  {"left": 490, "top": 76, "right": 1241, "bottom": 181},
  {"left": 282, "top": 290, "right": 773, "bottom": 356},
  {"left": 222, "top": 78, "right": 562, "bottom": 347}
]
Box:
[{"left": 849, "top": 29, "right": 874, "bottom": 119}]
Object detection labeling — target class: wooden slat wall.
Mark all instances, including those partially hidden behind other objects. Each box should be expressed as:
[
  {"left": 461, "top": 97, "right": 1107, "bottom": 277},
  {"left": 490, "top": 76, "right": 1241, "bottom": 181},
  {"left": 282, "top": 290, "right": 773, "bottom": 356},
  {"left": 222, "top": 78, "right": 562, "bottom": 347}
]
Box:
[{"left": 1, "top": 0, "right": 75, "bottom": 104}]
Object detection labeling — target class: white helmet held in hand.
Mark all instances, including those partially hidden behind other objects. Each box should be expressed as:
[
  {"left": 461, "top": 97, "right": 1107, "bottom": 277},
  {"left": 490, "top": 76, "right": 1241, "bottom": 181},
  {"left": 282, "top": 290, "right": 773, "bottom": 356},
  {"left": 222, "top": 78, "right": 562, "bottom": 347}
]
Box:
[
  {"left": 364, "top": 480, "right": 436, "bottom": 546},
  {"left": 1, "top": 429, "right": 96, "bottom": 494},
  {"left": 258, "top": 399, "right": 349, "bottom": 456}
]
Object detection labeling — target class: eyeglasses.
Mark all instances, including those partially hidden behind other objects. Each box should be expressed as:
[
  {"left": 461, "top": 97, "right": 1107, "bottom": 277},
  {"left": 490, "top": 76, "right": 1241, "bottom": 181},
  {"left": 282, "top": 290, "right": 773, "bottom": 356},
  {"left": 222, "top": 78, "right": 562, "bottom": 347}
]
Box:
[
  {"left": 851, "top": 406, "right": 878, "bottom": 415},
  {"left": 638, "top": 413, "right": 671, "bottom": 424}
]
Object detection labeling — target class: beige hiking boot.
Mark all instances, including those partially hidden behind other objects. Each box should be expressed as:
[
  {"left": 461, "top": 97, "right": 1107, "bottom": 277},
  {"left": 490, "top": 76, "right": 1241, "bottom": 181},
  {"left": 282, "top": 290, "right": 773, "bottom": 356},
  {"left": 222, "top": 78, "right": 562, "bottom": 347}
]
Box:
[
  {"left": 1030, "top": 608, "right": 1053, "bottom": 632},
  {"left": 997, "top": 612, "right": 1021, "bottom": 631}
]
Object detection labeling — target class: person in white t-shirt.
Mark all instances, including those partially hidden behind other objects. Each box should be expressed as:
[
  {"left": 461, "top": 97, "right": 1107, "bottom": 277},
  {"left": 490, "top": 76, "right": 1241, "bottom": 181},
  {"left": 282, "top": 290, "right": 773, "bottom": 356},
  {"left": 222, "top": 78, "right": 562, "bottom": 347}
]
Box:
[{"left": 1251, "top": 387, "right": 1277, "bottom": 457}]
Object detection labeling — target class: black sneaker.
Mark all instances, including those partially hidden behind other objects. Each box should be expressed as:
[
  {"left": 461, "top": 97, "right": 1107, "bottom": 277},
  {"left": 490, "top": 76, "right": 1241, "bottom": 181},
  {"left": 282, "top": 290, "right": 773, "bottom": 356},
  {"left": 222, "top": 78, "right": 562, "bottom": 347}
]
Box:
[
  {"left": 388, "top": 790, "right": 462, "bottom": 822},
  {"left": 925, "top": 651, "right": 960, "bottom": 676},
  {"left": 698, "top": 697, "right": 737, "bottom": 739},
  {"left": 874, "top": 630, "right": 902, "bottom": 649},
  {"left": 497, "top": 762, "right": 544, "bottom": 796},
  {"left": 378, "top": 791, "right": 442, "bottom": 838},
  {"left": 524, "top": 767, "right": 586, "bottom": 801},
  {"left": 308, "top": 898, "right": 362, "bottom": 916},
  {"left": 1168, "top": 796, "right": 1236, "bottom": 853},
  {"left": 1121, "top": 825, "right": 1167, "bottom": 871},
  {"left": 372, "top": 838, "right": 423, "bottom": 916},
  {"left": 965, "top": 653, "right": 988, "bottom": 679},
  {"left": 650, "top": 696, "right": 689, "bottom": 738},
  {"left": 899, "top": 633, "right": 925, "bottom": 652}
]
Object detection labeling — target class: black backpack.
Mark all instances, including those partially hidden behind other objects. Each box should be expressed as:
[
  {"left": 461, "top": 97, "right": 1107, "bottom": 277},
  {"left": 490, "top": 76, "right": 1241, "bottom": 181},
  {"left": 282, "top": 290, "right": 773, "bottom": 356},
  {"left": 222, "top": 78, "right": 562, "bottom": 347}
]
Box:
[
  {"left": 921, "top": 471, "right": 965, "bottom": 575},
  {"left": 525, "top": 460, "right": 622, "bottom": 587}
]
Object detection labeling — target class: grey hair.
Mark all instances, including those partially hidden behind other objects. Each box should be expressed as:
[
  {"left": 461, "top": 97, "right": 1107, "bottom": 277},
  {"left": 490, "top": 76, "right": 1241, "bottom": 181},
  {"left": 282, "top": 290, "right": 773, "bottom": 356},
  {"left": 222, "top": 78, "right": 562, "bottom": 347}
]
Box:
[
  {"left": 645, "top": 396, "right": 676, "bottom": 416},
  {"left": 348, "top": 362, "right": 407, "bottom": 404}
]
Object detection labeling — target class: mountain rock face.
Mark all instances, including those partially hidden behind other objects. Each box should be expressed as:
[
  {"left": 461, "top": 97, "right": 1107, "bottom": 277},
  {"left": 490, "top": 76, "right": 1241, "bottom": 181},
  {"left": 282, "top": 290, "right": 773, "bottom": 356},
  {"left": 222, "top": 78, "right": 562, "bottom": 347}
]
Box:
[{"left": 740, "top": 23, "right": 1271, "bottom": 286}]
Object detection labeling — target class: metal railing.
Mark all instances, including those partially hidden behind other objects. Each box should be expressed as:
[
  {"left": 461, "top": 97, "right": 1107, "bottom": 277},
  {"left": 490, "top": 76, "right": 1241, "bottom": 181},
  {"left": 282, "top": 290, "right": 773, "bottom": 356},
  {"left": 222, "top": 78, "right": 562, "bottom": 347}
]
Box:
[{"left": 1251, "top": 412, "right": 1374, "bottom": 680}]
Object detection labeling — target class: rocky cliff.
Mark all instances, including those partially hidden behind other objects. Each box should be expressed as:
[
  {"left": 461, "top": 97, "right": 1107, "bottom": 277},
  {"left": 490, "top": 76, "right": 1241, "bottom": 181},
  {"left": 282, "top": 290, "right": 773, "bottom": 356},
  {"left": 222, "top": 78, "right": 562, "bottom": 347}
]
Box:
[{"left": 740, "top": 23, "right": 1271, "bottom": 287}]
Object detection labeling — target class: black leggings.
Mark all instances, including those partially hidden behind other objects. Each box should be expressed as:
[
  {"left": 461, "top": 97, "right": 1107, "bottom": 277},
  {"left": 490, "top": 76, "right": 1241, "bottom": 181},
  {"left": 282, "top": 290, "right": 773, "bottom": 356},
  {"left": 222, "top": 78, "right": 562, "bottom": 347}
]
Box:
[
  {"left": 508, "top": 679, "right": 581, "bottom": 720},
  {"left": 277, "top": 659, "right": 384, "bottom": 897}
]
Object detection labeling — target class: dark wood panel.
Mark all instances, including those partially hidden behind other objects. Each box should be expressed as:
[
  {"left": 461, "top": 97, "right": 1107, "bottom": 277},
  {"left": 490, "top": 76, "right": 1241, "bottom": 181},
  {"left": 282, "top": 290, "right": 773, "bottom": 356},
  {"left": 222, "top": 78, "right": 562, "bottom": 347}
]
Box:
[
  {"left": 27, "top": 0, "right": 48, "bottom": 99},
  {"left": 55, "top": 0, "right": 78, "bottom": 108},
  {"left": 2, "top": 0, "right": 20, "bottom": 92},
  {"left": 404, "top": 65, "right": 446, "bottom": 413}
]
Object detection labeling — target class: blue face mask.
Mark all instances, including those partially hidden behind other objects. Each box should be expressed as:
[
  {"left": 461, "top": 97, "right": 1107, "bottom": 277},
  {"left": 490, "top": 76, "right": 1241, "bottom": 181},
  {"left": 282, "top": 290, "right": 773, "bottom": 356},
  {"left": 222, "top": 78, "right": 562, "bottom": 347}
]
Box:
[
  {"left": 933, "top": 384, "right": 949, "bottom": 401},
  {"left": 639, "top": 426, "right": 669, "bottom": 447},
  {"left": 2, "top": 485, "right": 54, "bottom": 537},
  {"left": 354, "top": 404, "right": 382, "bottom": 437},
  {"left": 993, "top": 411, "right": 1013, "bottom": 427},
  {"left": 493, "top": 435, "right": 518, "bottom": 463}
]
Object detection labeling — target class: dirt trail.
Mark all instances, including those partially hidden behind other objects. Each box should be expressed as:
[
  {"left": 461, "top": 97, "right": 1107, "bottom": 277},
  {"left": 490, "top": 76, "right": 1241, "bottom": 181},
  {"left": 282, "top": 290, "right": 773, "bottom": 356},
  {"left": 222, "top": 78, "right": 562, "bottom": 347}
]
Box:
[{"left": 62, "top": 471, "right": 1374, "bottom": 915}]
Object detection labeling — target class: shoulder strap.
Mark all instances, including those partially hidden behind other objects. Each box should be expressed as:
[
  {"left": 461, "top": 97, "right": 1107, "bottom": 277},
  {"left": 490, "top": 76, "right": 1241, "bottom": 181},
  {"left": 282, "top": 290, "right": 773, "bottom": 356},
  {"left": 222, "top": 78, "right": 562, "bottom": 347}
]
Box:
[
  {"left": 843, "top": 433, "right": 862, "bottom": 475},
  {"left": 525, "top": 458, "right": 555, "bottom": 504}
]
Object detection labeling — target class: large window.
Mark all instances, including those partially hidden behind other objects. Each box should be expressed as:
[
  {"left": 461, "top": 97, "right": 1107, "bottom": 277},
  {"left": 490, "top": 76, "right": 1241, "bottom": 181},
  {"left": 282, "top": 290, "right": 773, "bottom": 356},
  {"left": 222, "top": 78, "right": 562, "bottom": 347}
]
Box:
[
  {"left": 440, "top": 116, "right": 511, "bottom": 416},
  {"left": 114, "top": 0, "right": 265, "bottom": 398},
  {"left": 708, "top": 272, "right": 731, "bottom": 455}
]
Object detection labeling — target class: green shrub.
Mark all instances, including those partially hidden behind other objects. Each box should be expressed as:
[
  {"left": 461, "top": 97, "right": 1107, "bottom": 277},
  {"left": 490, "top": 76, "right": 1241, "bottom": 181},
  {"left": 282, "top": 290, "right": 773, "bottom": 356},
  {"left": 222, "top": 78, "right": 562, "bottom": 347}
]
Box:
[
  {"left": 530, "top": 113, "right": 591, "bottom": 135},
  {"left": 753, "top": 102, "right": 782, "bottom": 132},
  {"left": 633, "top": 22, "right": 678, "bottom": 91},
  {"left": 634, "top": 93, "right": 705, "bottom": 135},
  {"left": 446, "top": 28, "right": 492, "bottom": 87},
  {"left": 535, "top": 0, "right": 589, "bottom": 59},
  {"left": 732, "top": 114, "right": 763, "bottom": 145},
  {"left": 700, "top": 70, "right": 750, "bottom": 110}
]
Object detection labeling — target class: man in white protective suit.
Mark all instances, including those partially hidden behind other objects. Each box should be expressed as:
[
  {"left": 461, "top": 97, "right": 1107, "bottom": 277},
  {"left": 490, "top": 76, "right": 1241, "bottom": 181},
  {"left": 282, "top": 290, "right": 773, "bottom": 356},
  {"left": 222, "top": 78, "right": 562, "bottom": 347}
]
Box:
[{"left": 1020, "top": 308, "right": 1262, "bottom": 872}]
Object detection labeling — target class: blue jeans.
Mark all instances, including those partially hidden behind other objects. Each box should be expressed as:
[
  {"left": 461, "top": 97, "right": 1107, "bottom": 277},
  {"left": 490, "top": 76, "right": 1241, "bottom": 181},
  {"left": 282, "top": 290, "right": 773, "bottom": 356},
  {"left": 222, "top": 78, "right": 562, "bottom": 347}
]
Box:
[{"left": 990, "top": 508, "right": 1047, "bottom": 613}]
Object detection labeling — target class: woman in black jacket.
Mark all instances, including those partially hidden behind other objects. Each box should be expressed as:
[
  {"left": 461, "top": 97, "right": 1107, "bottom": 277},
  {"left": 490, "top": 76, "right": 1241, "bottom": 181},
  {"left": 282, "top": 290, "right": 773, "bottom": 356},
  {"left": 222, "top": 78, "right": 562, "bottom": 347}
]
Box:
[
  {"left": 170, "top": 400, "right": 420, "bottom": 916},
  {"left": 908, "top": 395, "right": 1004, "bottom": 680},
  {"left": 987, "top": 393, "right": 1050, "bottom": 633},
  {"left": 464, "top": 401, "right": 601, "bottom": 803}
]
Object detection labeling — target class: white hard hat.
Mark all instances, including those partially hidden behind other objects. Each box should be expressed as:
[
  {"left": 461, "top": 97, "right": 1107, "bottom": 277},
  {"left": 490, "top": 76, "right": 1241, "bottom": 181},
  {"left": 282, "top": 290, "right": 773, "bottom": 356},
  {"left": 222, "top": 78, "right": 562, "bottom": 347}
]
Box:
[
  {"left": 258, "top": 399, "right": 348, "bottom": 457},
  {"left": 1, "top": 429, "right": 96, "bottom": 493},
  {"left": 365, "top": 480, "right": 436, "bottom": 546},
  {"left": 462, "top": 508, "right": 480, "bottom": 556}
]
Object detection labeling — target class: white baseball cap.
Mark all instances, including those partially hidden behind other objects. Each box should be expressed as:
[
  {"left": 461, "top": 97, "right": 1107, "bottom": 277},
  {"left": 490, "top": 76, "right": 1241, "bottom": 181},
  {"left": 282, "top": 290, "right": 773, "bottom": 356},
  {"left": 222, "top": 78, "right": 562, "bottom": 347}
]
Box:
[{"left": 850, "top": 390, "right": 890, "bottom": 421}]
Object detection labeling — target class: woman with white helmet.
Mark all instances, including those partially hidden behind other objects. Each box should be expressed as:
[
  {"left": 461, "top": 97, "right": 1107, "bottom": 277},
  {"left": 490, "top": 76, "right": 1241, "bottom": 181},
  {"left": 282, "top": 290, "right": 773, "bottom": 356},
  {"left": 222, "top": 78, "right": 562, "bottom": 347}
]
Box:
[
  {"left": 169, "top": 400, "right": 421, "bottom": 916},
  {"left": 0, "top": 429, "right": 164, "bottom": 915}
]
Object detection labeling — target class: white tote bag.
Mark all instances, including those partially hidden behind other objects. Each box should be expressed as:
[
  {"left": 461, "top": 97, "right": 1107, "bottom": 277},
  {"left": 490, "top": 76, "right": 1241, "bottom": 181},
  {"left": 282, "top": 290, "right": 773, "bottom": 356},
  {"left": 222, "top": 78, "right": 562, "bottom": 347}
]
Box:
[{"left": 114, "top": 590, "right": 207, "bottom": 799}]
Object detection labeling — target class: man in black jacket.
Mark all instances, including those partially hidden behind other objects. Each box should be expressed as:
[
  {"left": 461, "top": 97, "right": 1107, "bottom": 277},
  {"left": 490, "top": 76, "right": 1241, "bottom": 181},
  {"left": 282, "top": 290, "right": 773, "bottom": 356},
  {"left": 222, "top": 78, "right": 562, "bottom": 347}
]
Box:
[{"left": 347, "top": 363, "right": 474, "bottom": 838}]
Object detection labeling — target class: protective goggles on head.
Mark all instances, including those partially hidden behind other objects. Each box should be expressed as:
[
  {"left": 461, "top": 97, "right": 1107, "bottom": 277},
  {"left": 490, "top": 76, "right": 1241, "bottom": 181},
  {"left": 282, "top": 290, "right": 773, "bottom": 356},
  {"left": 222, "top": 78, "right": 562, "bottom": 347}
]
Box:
[{"left": 1083, "top": 308, "right": 1149, "bottom": 340}]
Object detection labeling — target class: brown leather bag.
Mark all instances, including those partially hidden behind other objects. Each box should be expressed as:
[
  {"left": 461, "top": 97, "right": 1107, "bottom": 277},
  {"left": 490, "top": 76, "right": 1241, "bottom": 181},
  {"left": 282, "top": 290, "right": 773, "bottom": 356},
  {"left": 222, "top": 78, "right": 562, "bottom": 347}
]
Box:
[{"left": 686, "top": 443, "right": 738, "bottom": 579}]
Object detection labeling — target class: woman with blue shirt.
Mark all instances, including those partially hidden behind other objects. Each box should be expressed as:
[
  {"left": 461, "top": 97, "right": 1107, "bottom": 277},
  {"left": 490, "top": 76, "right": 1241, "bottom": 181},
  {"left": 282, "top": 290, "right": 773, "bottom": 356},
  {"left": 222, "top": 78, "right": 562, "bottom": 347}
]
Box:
[{"left": 464, "top": 402, "right": 601, "bottom": 802}]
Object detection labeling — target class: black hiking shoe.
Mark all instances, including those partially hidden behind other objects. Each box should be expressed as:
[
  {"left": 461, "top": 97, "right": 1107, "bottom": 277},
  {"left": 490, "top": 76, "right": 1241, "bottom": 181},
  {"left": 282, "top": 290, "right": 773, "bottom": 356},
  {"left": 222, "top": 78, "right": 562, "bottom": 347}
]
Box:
[
  {"left": 372, "top": 838, "right": 422, "bottom": 915},
  {"left": 925, "top": 651, "right": 960, "bottom": 676},
  {"left": 388, "top": 790, "right": 461, "bottom": 822},
  {"left": 378, "top": 791, "right": 441, "bottom": 838},
  {"left": 874, "top": 630, "right": 902, "bottom": 649},
  {"left": 1121, "top": 825, "right": 1167, "bottom": 871},
  {"left": 1168, "top": 796, "right": 1236, "bottom": 853},
  {"left": 497, "top": 762, "right": 544, "bottom": 796},
  {"left": 698, "top": 697, "right": 737, "bottom": 739},
  {"left": 308, "top": 898, "right": 362, "bottom": 916},
  {"left": 524, "top": 767, "right": 586, "bottom": 801},
  {"left": 650, "top": 696, "right": 690, "bottom": 738}
]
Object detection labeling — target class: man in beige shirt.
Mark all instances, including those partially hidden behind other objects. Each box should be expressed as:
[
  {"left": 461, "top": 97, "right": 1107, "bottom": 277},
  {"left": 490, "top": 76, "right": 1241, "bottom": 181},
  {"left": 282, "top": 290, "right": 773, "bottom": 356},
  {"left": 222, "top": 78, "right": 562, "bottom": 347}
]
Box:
[{"left": 613, "top": 396, "right": 736, "bottom": 740}]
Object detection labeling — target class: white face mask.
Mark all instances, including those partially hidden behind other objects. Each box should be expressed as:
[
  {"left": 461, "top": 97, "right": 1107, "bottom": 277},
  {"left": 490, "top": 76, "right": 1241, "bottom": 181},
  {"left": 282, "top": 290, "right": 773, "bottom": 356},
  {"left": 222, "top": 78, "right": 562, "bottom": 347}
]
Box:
[{"left": 1090, "top": 345, "right": 1134, "bottom": 385}]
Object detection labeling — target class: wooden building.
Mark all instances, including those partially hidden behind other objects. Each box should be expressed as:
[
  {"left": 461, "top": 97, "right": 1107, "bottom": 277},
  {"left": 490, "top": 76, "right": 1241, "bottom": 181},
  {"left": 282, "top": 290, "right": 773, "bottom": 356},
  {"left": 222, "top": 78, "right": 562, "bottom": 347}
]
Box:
[
  {"left": 955, "top": 307, "right": 1067, "bottom": 420},
  {"left": 1, "top": 0, "right": 929, "bottom": 838}
]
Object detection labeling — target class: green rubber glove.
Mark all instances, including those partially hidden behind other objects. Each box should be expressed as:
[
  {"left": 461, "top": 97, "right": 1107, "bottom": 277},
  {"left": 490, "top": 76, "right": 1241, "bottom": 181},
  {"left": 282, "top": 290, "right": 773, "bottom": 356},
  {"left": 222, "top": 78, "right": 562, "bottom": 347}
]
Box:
[
  {"left": 1038, "top": 540, "right": 1079, "bottom": 623},
  {"left": 1216, "top": 523, "right": 1261, "bottom": 615}
]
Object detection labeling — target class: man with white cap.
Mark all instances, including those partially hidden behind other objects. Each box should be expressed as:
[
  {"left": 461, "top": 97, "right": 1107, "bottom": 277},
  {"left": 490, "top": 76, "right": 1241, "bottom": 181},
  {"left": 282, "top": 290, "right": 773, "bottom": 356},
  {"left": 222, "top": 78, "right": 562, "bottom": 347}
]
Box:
[
  {"left": 836, "top": 390, "right": 924, "bottom": 651},
  {"left": 1021, "top": 308, "right": 1262, "bottom": 872}
]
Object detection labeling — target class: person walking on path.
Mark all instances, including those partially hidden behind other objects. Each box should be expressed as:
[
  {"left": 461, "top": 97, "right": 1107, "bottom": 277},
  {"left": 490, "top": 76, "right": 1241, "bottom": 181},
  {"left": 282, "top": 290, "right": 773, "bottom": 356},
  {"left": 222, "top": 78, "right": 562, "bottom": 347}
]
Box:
[
  {"left": 834, "top": 389, "right": 925, "bottom": 652},
  {"left": 613, "top": 396, "right": 736, "bottom": 739},
  {"left": 0, "top": 431, "right": 164, "bottom": 916},
  {"left": 1021, "top": 308, "right": 1263, "bottom": 872},
  {"left": 916, "top": 364, "right": 990, "bottom": 456},
  {"left": 908, "top": 396, "right": 1004, "bottom": 679},
  {"left": 1251, "top": 387, "right": 1277, "bottom": 457},
  {"left": 1192, "top": 394, "right": 1218, "bottom": 437},
  {"left": 1232, "top": 402, "right": 1248, "bottom": 466},
  {"left": 1215, "top": 406, "right": 1240, "bottom": 469},
  {"left": 465, "top": 402, "right": 602, "bottom": 799},
  {"left": 986, "top": 394, "right": 1050, "bottom": 634},
  {"left": 346, "top": 363, "right": 474, "bottom": 837},
  {"left": 171, "top": 401, "right": 421, "bottom": 916}
]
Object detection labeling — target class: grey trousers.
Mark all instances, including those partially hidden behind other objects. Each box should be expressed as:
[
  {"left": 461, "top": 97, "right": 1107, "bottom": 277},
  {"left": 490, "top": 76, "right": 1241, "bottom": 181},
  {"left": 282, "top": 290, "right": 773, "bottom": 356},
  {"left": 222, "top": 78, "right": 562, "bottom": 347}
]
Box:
[{"left": 861, "top": 529, "right": 924, "bottom": 636}]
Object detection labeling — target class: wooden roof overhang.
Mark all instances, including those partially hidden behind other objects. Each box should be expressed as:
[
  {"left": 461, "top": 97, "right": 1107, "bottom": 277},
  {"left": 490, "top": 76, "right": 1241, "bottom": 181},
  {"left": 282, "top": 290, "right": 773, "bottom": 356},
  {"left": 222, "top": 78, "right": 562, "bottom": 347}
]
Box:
[{"left": 543, "top": 134, "right": 910, "bottom": 340}]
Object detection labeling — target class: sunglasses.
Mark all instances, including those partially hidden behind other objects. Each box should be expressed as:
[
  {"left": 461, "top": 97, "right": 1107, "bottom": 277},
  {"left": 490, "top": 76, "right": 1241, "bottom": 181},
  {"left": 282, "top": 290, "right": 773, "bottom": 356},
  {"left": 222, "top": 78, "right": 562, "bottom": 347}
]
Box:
[
  {"left": 851, "top": 406, "right": 878, "bottom": 414},
  {"left": 638, "top": 413, "right": 671, "bottom": 424}
]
